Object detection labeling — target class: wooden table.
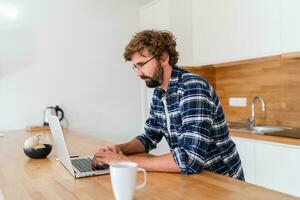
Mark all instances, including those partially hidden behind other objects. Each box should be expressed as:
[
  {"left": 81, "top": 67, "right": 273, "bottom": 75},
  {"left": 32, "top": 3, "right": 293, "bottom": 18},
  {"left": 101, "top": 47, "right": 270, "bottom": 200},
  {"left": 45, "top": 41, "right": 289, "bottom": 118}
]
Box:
[{"left": 0, "top": 129, "right": 298, "bottom": 200}]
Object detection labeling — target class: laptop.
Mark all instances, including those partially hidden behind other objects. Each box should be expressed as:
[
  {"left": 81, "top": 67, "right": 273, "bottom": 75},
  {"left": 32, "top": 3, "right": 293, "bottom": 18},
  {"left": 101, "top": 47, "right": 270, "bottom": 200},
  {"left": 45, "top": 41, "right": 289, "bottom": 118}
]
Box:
[{"left": 47, "top": 114, "right": 109, "bottom": 178}]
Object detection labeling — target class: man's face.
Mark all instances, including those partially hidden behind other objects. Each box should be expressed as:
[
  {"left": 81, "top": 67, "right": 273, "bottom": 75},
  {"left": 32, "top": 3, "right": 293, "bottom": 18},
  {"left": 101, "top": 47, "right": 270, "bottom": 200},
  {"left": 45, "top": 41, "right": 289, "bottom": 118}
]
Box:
[{"left": 131, "top": 50, "right": 164, "bottom": 88}]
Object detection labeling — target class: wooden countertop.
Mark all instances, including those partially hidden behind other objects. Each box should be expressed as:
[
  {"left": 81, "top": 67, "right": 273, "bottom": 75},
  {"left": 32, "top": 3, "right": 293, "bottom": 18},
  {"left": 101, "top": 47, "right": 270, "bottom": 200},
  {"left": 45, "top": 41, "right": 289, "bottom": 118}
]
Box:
[
  {"left": 0, "top": 129, "right": 299, "bottom": 200},
  {"left": 230, "top": 129, "right": 300, "bottom": 147}
]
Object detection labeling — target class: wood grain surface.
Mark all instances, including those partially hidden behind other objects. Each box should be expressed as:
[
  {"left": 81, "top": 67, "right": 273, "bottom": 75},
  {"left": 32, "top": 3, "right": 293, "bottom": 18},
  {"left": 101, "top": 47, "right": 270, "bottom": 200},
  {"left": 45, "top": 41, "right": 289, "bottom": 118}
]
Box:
[{"left": 0, "top": 129, "right": 298, "bottom": 200}]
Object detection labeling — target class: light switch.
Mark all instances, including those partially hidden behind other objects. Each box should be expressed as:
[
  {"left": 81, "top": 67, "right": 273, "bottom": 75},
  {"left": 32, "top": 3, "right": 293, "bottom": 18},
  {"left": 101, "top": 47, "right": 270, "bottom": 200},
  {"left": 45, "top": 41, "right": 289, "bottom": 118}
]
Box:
[{"left": 229, "top": 97, "right": 247, "bottom": 107}]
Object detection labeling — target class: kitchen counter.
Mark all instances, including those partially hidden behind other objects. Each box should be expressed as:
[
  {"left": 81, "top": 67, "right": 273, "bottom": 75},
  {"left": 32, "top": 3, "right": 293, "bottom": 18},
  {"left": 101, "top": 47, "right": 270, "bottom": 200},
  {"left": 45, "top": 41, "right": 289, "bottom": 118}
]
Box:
[
  {"left": 0, "top": 129, "right": 299, "bottom": 200},
  {"left": 230, "top": 128, "right": 300, "bottom": 147}
]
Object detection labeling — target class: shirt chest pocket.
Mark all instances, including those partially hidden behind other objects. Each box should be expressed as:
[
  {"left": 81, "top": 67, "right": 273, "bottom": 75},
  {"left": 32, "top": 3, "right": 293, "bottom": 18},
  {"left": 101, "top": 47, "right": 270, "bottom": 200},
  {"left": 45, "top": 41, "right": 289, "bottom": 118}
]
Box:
[
  {"left": 169, "top": 109, "right": 183, "bottom": 131},
  {"left": 167, "top": 108, "right": 183, "bottom": 133}
]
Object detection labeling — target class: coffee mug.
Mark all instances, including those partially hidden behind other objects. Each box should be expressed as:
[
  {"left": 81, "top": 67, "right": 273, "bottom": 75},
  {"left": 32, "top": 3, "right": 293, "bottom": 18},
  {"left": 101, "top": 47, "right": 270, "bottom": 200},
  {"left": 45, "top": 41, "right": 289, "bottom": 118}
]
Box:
[{"left": 109, "top": 162, "right": 147, "bottom": 200}]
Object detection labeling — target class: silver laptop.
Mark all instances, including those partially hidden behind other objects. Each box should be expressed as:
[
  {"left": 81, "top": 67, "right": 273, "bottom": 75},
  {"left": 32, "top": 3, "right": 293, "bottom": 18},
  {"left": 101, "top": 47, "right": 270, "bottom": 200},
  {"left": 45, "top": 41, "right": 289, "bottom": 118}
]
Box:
[{"left": 47, "top": 114, "right": 109, "bottom": 178}]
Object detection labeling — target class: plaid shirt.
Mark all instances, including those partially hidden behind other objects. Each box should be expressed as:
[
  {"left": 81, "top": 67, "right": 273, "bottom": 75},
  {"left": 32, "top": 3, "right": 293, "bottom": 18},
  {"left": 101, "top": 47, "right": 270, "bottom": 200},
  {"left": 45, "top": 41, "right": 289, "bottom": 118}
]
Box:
[{"left": 136, "top": 66, "right": 244, "bottom": 180}]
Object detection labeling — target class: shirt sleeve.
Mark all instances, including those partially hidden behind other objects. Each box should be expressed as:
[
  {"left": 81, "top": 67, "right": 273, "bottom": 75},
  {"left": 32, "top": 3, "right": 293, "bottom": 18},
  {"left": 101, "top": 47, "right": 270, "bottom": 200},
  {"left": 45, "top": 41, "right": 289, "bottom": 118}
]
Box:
[
  {"left": 136, "top": 101, "right": 164, "bottom": 153},
  {"left": 172, "top": 82, "right": 215, "bottom": 175}
]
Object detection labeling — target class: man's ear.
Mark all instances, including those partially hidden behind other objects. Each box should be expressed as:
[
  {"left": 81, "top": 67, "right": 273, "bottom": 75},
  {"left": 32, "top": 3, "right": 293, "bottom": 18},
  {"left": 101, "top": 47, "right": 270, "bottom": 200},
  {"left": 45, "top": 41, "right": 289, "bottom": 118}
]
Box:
[{"left": 160, "top": 52, "right": 169, "bottom": 67}]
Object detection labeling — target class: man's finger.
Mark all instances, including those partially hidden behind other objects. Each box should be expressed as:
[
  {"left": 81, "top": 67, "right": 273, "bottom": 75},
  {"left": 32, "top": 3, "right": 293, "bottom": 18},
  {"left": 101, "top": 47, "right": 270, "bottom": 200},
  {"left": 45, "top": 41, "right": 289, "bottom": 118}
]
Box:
[
  {"left": 92, "top": 155, "right": 108, "bottom": 165},
  {"left": 107, "top": 146, "right": 117, "bottom": 153},
  {"left": 93, "top": 151, "right": 105, "bottom": 158},
  {"left": 117, "top": 149, "right": 123, "bottom": 154},
  {"left": 98, "top": 148, "right": 106, "bottom": 153},
  {"left": 92, "top": 157, "right": 102, "bottom": 166},
  {"left": 92, "top": 152, "right": 105, "bottom": 164}
]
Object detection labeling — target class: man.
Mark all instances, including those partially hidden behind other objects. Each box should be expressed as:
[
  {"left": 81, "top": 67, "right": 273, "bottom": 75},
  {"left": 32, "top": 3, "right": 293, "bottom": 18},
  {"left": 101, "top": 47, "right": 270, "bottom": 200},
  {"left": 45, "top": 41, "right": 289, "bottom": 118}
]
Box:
[{"left": 92, "top": 30, "right": 245, "bottom": 180}]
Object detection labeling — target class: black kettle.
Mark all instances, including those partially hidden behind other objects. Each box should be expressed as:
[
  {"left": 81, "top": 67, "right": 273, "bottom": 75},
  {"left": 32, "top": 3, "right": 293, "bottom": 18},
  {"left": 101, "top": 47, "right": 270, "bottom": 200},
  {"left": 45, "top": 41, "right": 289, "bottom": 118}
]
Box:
[{"left": 43, "top": 105, "right": 64, "bottom": 126}]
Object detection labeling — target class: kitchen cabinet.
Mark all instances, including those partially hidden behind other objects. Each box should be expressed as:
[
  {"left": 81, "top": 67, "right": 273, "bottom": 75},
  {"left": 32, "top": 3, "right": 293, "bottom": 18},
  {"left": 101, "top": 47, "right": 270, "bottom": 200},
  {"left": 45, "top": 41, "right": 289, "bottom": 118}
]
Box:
[
  {"left": 192, "top": 0, "right": 281, "bottom": 65},
  {"left": 255, "top": 142, "right": 300, "bottom": 197},
  {"left": 139, "top": 0, "right": 170, "bottom": 30},
  {"left": 150, "top": 137, "right": 170, "bottom": 156},
  {"left": 139, "top": 0, "right": 193, "bottom": 66},
  {"left": 140, "top": 0, "right": 300, "bottom": 66},
  {"left": 232, "top": 135, "right": 300, "bottom": 197},
  {"left": 231, "top": 137, "right": 256, "bottom": 184},
  {"left": 281, "top": 0, "right": 300, "bottom": 53}
]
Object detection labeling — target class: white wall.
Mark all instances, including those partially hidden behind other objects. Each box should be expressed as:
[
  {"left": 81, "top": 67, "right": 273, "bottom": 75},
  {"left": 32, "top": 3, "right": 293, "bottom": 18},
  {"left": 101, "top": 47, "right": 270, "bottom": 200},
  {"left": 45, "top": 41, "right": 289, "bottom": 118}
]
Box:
[{"left": 0, "top": 0, "right": 149, "bottom": 143}]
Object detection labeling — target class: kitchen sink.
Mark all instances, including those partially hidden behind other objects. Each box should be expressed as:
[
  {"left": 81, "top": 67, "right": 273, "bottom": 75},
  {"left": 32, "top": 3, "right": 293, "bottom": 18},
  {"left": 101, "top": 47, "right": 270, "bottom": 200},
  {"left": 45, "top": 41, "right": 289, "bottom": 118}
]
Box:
[{"left": 228, "top": 122, "right": 292, "bottom": 134}]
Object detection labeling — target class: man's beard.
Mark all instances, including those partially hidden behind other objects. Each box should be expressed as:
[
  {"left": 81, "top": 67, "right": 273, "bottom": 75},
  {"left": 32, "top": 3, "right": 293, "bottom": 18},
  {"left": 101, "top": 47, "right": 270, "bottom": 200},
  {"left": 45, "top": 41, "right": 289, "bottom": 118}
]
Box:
[{"left": 141, "top": 62, "right": 164, "bottom": 88}]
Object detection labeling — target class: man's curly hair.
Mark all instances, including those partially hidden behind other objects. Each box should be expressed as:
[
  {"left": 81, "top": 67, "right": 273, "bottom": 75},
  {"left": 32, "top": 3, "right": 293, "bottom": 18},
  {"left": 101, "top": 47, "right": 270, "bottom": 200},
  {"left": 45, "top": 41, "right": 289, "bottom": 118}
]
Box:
[{"left": 124, "top": 30, "right": 179, "bottom": 66}]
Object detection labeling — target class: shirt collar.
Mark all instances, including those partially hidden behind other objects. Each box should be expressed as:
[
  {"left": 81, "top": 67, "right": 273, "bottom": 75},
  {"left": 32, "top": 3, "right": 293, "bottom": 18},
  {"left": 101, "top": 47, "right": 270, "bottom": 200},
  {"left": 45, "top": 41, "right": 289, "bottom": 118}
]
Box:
[{"left": 155, "top": 65, "right": 183, "bottom": 99}]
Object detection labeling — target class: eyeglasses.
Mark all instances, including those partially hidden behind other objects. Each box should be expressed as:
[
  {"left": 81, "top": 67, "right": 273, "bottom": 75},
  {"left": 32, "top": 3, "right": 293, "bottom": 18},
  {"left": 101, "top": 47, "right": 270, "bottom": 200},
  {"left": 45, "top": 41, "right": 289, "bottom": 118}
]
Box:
[{"left": 132, "top": 57, "right": 155, "bottom": 71}]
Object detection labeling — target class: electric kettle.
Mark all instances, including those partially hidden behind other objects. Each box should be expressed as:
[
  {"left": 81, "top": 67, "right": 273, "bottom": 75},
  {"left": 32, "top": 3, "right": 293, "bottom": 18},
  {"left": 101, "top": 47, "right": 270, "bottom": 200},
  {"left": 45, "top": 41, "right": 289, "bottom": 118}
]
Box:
[{"left": 43, "top": 105, "right": 64, "bottom": 126}]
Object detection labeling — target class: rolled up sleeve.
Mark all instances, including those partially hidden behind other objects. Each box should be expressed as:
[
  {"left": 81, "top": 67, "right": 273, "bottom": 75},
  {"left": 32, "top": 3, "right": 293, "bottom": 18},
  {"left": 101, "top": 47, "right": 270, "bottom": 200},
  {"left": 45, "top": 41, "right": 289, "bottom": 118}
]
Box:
[
  {"left": 136, "top": 102, "right": 164, "bottom": 153},
  {"left": 172, "top": 82, "right": 215, "bottom": 175}
]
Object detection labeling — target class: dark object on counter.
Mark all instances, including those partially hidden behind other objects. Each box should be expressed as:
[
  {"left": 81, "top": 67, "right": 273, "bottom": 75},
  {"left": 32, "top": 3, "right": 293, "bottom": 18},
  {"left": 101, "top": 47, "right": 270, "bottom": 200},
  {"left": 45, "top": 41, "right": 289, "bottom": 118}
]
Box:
[
  {"left": 23, "top": 144, "right": 52, "bottom": 159},
  {"left": 43, "top": 105, "right": 64, "bottom": 126}
]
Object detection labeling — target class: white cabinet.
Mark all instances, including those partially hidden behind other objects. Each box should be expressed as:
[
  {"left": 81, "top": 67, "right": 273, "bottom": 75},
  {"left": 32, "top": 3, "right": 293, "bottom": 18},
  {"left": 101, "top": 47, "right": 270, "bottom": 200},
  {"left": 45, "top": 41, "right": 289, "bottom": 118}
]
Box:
[
  {"left": 255, "top": 142, "right": 300, "bottom": 197},
  {"left": 139, "top": 0, "right": 193, "bottom": 66},
  {"left": 232, "top": 137, "right": 256, "bottom": 184},
  {"left": 281, "top": 0, "right": 300, "bottom": 53},
  {"left": 150, "top": 137, "right": 170, "bottom": 156},
  {"left": 139, "top": 0, "right": 170, "bottom": 30},
  {"left": 232, "top": 136, "right": 300, "bottom": 197},
  {"left": 140, "top": 0, "right": 300, "bottom": 66},
  {"left": 192, "top": 0, "right": 281, "bottom": 65}
]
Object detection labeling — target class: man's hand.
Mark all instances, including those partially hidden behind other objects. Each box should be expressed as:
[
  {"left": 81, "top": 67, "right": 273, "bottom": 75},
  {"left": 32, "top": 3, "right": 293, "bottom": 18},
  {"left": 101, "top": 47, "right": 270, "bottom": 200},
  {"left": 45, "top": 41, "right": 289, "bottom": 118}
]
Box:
[
  {"left": 92, "top": 150, "right": 129, "bottom": 166},
  {"left": 98, "top": 145, "right": 123, "bottom": 154}
]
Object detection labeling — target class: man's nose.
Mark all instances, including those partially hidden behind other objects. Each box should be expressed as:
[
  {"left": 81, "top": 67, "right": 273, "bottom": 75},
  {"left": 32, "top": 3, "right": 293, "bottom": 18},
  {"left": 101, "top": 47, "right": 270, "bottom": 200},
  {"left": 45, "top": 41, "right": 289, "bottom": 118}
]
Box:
[{"left": 136, "top": 69, "right": 144, "bottom": 77}]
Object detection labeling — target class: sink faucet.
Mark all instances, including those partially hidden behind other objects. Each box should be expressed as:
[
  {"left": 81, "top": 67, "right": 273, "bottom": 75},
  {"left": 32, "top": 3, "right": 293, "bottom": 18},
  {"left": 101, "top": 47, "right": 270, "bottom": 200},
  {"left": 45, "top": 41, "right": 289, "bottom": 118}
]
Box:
[{"left": 246, "top": 96, "right": 266, "bottom": 128}]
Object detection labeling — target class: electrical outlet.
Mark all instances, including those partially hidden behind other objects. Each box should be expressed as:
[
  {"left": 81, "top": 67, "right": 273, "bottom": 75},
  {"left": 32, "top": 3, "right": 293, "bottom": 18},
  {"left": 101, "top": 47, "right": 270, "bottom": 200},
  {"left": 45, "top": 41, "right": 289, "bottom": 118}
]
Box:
[{"left": 229, "top": 97, "right": 247, "bottom": 107}]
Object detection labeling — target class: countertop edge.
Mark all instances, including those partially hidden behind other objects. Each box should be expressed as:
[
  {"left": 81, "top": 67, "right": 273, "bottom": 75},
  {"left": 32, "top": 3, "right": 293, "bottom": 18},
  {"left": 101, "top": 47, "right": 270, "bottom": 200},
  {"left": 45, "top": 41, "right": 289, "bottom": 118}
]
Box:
[{"left": 230, "top": 129, "right": 300, "bottom": 148}]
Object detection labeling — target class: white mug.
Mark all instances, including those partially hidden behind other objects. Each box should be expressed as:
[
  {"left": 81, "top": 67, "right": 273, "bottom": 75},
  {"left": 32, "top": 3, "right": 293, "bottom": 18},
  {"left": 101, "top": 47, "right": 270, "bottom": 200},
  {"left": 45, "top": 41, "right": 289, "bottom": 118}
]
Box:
[{"left": 109, "top": 162, "right": 147, "bottom": 200}]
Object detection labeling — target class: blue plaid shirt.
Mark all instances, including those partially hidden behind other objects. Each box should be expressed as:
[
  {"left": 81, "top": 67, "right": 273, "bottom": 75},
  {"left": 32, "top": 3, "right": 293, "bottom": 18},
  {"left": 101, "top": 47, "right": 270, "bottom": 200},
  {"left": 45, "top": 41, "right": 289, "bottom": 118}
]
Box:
[{"left": 136, "top": 66, "right": 244, "bottom": 180}]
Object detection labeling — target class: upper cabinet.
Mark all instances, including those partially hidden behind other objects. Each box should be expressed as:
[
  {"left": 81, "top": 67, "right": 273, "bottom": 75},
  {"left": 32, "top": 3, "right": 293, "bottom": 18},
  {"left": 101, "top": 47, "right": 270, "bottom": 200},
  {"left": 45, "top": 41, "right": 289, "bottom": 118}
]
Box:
[
  {"left": 139, "top": 0, "right": 170, "bottom": 29},
  {"left": 139, "top": 0, "right": 193, "bottom": 66},
  {"left": 140, "top": 0, "right": 300, "bottom": 66},
  {"left": 281, "top": 0, "right": 300, "bottom": 53},
  {"left": 192, "top": 0, "right": 281, "bottom": 65}
]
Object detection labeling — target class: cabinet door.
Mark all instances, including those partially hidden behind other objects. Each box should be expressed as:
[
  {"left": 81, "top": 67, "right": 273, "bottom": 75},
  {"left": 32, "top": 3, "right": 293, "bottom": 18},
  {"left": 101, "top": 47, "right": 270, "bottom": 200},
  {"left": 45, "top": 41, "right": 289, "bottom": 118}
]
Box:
[
  {"left": 150, "top": 137, "right": 170, "bottom": 155},
  {"left": 255, "top": 142, "right": 300, "bottom": 197},
  {"left": 169, "top": 0, "right": 193, "bottom": 66},
  {"left": 192, "top": 0, "right": 281, "bottom": 65},
  {"left": 140, "top": 0, "right": 193, "bottom": 66},
  {"left": 139, "top": 0, "right": 170, "bottom": 30},
  {"left": 231, "top": 137, "right": 256, "bottom": 184},
  {"left": 281, "top": 0, "right": 300, "bottom": 53}
]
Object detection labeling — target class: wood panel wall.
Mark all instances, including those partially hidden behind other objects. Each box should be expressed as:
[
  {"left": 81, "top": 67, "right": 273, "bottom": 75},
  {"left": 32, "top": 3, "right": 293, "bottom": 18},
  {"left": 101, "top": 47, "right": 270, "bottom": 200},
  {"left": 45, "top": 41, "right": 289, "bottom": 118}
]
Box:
[
  {"left": 183, "top": 54, "right": 300, "bottom": 128},
  {"left": 182, "top": 65, "right": 216, "bottom": 89}
]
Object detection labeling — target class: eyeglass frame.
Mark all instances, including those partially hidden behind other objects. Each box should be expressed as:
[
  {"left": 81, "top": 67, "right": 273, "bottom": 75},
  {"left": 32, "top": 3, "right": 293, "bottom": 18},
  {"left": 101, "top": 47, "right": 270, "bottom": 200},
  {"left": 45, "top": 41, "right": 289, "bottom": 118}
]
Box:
[{"left": 132, "top": 56, "right": 155, "bottom": 71}]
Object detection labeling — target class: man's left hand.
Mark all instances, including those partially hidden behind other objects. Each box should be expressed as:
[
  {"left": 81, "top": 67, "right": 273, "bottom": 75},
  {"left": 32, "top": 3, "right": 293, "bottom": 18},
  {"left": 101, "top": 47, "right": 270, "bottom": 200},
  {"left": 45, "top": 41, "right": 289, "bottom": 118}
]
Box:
[{"left": 92, "top": 150, "right": 130, "bottom": 166}]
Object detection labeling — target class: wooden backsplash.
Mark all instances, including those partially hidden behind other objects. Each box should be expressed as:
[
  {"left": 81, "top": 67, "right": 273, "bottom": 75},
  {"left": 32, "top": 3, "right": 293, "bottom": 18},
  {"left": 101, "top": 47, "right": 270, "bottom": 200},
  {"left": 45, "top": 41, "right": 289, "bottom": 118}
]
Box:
[{"left": 183, "top": 54, "right": 300, "bottom": 128}]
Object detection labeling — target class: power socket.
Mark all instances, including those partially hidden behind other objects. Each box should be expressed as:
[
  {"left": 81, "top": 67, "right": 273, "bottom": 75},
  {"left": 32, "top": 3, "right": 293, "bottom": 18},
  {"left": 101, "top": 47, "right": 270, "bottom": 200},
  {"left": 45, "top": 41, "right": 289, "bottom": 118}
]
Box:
[{"left": 229, "top": 97, "right": 247, "bottom": 107}]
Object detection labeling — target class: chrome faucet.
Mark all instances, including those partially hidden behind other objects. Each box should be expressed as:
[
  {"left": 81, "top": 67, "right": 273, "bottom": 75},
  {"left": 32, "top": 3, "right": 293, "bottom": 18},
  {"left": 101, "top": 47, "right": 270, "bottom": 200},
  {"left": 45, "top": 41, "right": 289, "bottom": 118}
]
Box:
[{"left": 246, "top": 96, "right": 266, "bottom": 128}]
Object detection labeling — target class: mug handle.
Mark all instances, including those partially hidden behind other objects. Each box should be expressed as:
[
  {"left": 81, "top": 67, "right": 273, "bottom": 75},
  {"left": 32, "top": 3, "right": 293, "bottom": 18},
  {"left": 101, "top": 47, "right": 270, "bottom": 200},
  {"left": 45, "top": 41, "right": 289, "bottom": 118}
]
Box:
[{"left": 136, "top": 167, "right": 147, "bottom": 189}]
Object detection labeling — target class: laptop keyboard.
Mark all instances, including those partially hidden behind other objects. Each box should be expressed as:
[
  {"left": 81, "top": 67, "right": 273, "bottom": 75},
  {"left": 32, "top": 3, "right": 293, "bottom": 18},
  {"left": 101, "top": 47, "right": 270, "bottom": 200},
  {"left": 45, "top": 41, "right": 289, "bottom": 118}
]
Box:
[{"left": 71, "top": 158, "right": 108, "bottom": 173}]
